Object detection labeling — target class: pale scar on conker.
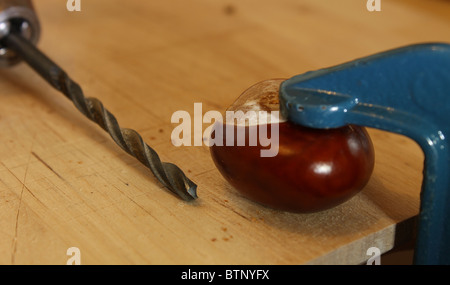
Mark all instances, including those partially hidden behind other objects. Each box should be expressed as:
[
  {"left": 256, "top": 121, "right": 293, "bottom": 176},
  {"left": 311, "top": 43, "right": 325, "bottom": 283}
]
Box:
[{"left": 209, "top": 79, "right": 375, "bottom": 213}]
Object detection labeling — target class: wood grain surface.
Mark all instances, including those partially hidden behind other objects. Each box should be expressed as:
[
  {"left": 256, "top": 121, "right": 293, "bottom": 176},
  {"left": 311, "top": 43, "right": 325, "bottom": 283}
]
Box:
[{"left": 0, "top": 0, "right": 449, "bottom": 265}]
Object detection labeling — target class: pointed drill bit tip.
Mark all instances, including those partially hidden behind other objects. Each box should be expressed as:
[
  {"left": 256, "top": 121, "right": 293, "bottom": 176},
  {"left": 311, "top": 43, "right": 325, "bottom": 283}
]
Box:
[
  {"left": 163, "top": 162, "right": 198, "bottom": 201},
  {"left": 187, "top": 185, "right": 198, "bottom": 200}
]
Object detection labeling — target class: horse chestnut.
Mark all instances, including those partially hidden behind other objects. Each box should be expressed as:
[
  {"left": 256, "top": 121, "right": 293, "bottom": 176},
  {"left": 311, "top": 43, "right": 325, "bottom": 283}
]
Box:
[{"left": 209, "top": 79, "right": 375, "bottom": 213}]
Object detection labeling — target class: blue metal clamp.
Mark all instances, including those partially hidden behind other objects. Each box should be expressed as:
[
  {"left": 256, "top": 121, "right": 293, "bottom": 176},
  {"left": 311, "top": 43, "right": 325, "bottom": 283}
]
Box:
[{"left": 279, "top": 43, "right": 450, "bottom": 265}]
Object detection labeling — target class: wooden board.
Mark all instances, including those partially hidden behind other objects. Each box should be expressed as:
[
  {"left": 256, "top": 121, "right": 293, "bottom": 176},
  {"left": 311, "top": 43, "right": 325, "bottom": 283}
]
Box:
[{"left": 0, "top": 0, "right": 448, "bottom": 265}]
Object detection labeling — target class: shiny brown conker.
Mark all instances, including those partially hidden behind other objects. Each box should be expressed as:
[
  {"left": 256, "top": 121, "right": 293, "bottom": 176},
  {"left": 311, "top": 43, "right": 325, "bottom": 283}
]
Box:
[{"left": 209, "top": 79, "right": 375, "bottom": 213}]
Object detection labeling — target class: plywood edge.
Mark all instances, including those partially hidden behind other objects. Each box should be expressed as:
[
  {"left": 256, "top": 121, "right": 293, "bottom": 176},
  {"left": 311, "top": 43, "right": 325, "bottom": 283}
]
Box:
[{"left": 305, "top": 216, "right": 417, "bottom": 265}]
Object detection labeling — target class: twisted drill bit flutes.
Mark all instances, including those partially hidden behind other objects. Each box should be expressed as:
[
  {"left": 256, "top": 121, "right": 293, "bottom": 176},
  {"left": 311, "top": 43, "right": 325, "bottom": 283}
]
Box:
[{"left": 2, "top": 32, "right": 198, "bottom": 201}]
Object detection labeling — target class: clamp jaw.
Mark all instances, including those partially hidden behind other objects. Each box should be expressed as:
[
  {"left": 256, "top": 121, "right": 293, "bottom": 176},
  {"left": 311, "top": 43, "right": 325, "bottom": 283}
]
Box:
[{"left": 279, "top": 43, "right": 450, "bottom": 265}]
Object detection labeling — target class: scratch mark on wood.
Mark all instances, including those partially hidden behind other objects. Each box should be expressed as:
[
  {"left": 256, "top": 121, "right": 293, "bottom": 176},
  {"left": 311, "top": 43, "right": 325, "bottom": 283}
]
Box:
[
  {"left": 23, "top": 186, "right": 47, "bottom": 208},
  {"left": 111, "top": 184, "right": 162, "bottom": 224},
  {"left": 11, "top": 189, "right": 23, "bottom": 264},
  {"left": 0, "top": 163, "right": 47, "bottom": 208},
  {"left": 11, "top": 142, "right": 35, "bottom": 264},
  {"left": 211, "top": 196, "right": 251, "bottom": 221},
  {"left": 31, "top": 152, "right": 66, "bottom": 182},
  {"left": 193, "top": 168, "right": 216, "bottom": 178}
]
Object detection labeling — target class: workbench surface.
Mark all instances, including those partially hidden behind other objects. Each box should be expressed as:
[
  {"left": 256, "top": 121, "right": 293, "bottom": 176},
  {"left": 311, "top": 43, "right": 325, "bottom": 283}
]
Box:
[{"left": 0, "top": 0, "right": 449, "bottom": 265}]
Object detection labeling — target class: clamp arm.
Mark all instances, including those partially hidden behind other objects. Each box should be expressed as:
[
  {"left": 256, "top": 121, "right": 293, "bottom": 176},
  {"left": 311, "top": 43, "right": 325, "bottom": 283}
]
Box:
[{"left": 279, "top": 43, "right": 450, "bottom": 265}]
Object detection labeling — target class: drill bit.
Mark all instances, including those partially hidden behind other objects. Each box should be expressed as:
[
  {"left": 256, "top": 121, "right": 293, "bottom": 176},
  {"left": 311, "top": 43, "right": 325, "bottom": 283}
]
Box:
[{"left": 1, "top": 32, "right": 198, "bottom": 201}]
